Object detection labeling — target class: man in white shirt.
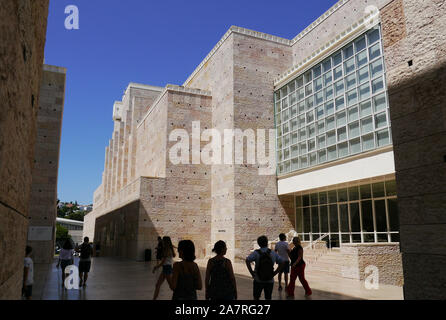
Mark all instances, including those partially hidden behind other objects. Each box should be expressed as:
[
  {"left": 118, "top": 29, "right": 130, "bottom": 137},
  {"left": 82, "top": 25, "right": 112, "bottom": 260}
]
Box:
[
  {"left": 274, "top": 233, "right": 290, "bottom": 291},
  {"left": 23, "top": 246, "right": 34, "bottom": 300}
]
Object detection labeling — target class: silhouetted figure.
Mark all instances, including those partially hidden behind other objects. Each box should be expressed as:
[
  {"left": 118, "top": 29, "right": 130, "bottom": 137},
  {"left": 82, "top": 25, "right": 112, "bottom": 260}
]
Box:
[
  {"left": 275, "top": 233, "right": 290, "bottom": 291},
  {"left": 156, "top": 236, "right": 163, "bottom": 261},
  {"left": 152, "top": 236, "right": 175, "bottom": 300},
  {"left": 23, "top": 246, "right": 34, "bottom": 300},
  {"left": 57, "top": 239, "right": 74, "bottom": 286},
  {"left": 286, "top": 236, "right": 312, "bottom": 297},
  {"left": 205, "top": 240, "right": 237, "bottom": 300},
  {"left": 77, "top": 237, "right": 93, "bottom": 287},
  {"left": 170, "top": 240, "right": 202, "bottom": 300},
  {"left": 246, "top": 235, "right": 285, "bottom": 300}
]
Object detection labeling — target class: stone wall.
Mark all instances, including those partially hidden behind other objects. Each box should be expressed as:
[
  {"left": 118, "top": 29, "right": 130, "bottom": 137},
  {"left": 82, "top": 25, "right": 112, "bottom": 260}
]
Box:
[
  {"left": 0, "top": 0, "right": 49, "bottom": 299},
  {"left": 381, "top": 0, "right": 446, "bottom": 299},
  {"left": 28, "top": 65, "right": 65, "bottom": 264},
  {"left": 340, "top": 243, "right": 403, "bottom": 286}
]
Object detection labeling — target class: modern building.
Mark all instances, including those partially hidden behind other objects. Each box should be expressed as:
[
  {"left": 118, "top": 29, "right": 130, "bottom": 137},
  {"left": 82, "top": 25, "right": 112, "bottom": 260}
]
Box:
[
  {"left": 84, "top": 0, "right": 446, "bottom": 299},
  {"left": 56, "top": 217, "right": 84, "bottom": 244}
]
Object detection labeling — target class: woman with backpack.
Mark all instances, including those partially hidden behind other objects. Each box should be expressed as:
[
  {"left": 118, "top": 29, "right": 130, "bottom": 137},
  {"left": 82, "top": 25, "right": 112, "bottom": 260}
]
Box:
[
  {"left": 169, "top": 240, "right": 202, "bottom": 300},
  {"left": 152, "top": 236, "right": 175, "bottom": 300},
  {"left": 205, "top": 240, "right": 237, "bottom": 300}
]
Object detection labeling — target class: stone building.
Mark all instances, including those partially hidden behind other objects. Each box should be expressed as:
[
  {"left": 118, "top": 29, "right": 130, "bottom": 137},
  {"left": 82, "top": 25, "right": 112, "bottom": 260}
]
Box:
[
  {"left": 0, "top": 0, "right": 51, "bottom": 299},
  {"left": 85, "top": 0, "right": 446, "bottom": 299}
]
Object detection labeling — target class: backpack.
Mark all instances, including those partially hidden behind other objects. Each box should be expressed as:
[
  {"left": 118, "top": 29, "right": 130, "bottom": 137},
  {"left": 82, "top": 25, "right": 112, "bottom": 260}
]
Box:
[
  {"left": 256, "top": 249, "right": 274, "bottom": 281},
  {"left": 80, "top": 243, "right": 92, "bottom": 259},
  {"left": 209, "top": 259, "right": 234, "bottom": 299}
]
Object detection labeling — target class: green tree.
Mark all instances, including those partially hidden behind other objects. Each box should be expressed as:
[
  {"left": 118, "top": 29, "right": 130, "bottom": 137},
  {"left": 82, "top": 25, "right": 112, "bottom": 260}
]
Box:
[{"left": 56, "top": 223, "right": 71, "bottom": 241}]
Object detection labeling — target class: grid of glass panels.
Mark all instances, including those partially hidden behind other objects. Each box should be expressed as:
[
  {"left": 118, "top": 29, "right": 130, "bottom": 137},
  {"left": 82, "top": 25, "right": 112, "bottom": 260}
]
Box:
[
  {"left": 275, "top": 25, "right": 391, "bottom": 175},
  {"left": 294, "top": 180, "right": 399, "bottom": 247}
]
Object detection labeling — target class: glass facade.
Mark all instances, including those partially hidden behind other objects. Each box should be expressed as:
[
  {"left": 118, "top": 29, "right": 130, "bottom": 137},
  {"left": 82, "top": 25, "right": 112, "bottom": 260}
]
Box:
[
  {"left": 275, "top": 25, "right": 391, "bottom": 175},
  {"left": 295, "top": 180, "right": 399, "bottom": 247}
]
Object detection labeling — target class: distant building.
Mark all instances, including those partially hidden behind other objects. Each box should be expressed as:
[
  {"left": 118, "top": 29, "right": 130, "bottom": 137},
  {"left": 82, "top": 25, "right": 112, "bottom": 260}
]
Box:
[{"left": 57, "top": 217, "right": 84, "bottom": 244}]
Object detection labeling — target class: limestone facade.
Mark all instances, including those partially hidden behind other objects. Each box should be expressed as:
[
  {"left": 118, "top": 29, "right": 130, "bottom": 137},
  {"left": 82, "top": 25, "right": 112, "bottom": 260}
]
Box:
[
  {"left": 0, "top": 0, "right": 50, "bottom": 299},
  {"left": 85, "top": 0, "right": 446, "bottom": 298}
]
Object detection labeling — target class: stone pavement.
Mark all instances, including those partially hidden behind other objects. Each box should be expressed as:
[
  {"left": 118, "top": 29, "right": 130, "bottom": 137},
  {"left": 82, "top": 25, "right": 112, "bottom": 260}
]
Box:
[{"left": 34, "top": 257, "right": 402, "bottom": 300}]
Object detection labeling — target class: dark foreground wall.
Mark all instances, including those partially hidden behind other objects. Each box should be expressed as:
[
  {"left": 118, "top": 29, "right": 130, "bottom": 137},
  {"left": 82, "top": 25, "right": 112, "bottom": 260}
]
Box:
[
  {"left": 382, "top": 0, "right": 446, "bottom": 299},
  {"left": 0, "top": 0, "right": 49, "bottom": 299}
]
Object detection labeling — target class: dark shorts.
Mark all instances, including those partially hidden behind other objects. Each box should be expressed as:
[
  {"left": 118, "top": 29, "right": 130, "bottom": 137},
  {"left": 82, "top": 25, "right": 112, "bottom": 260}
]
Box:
[
  {"left": 22, "top": 285, "right": 32, "bottom": 298},
  {"left": 280, "top": 261, "right": 290, "bottom": 274},
  {"left": 60, "top": 259, "right": 73, "bottom": 271},
  {"left": 79, "top": 260, "right": 91, "bottom": 273},
  {"left": 162, "top": 265, "right": 173, "bottom": 275},
  {"left": 253, "top": 280, "right": 274, "bottom": 300}
]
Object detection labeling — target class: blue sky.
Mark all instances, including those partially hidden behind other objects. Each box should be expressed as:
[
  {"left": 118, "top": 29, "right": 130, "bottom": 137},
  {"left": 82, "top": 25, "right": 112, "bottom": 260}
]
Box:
[{"left": 45, "top": 0, "right": 338, "bottom": 204}]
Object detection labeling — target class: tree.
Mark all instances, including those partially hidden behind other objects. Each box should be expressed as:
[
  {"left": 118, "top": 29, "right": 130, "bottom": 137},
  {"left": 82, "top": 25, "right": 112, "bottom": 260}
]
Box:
[{"left": 56, "top": 223, "right": 71, "bottom": 242}]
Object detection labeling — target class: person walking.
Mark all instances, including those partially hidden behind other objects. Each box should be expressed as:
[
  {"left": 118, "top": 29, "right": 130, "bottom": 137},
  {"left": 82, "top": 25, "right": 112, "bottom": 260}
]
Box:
[
  {"left": 77, "top": 237, "right": 93, "bottom": 287},
  {"left": 286, "top": 236, "right": 312, "bottom": 297},
  {"left": 156, "top": 236, "right": 163, "bottom": 261},
  {"left": 152, "top": 236, "right": 175, "bottom": 300},
  {"left": 57, "top": 239, "right": 74, "bottom": 286},
  {"left": 23, "top": 246, "right": 34, "bottom": 300},
  {"left": 246, "top": 235, "right": 285, "bottom": 300},
  {"left": 274, "top": 233, "right": 290, "bottom": 291},
  {"left": 205, "top": 240, "right": 237, "bottom": 300},
  {"left": 169, "top": 240, "right": 202, "bottom": 300}
]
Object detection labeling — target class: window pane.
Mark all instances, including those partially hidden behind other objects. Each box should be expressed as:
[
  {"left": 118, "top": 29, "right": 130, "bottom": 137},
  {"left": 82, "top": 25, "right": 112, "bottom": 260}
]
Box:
[
  {"left": 359, "top": 83, "right": 371, "bottom": 101},
  {"left": 315, "top": 91, "right": 324, "bottom": 106},
  {"left": 388, "top": 198, "right": 399, "bottom": 232},
  {"left": 350, "top": 203, "right": 360, "bottom": 232},
  {"left": 298, "top": 88, "right": 305, "bottom": 101},
  {"left": 372, "top": 76, "right": 384, "bottom": 93},
  {"left": 373, "top": 182, "right": 385, "bottom": 198},
  {"left": 300, "top": 155, "right": 308, "bottom": 168},
  {"left": 313, "top": 65, "right": 322, "bottom": 78},
  {"left": 375, "top": 200, "right": 387, "bottom": 232},
  {"left": 314, "top": 77, "right": 323, "bottom": 92},
  {"left": 309, "top": 152, "right": 317, "bottom": 166},
  {"left": 338, "top": 142, "right": 348, "bottom": 157},
  {"left": 337, "top": 127, "right": 347, "bottom": 142},
  {"left": 349, "top": 186, "right": 359, "bottom": 200},
  {"left": 361, "top": 200, "right": 374, "bottom": 232},
  {"left": 370, "top": 58, "right": 384, "bottom": 78},
  {"left": 281, "top": 86, "right": 288, "bottom": 97},
  {"left": 329, "top": 204, "right": 339, "bottom": 232},
  {"left": 295, "top": 207, "right": 303, "bottom": 233},
  {"left": 343, "top": 44, "right": 354, "bottom": 59},
  {"left": 320, "top": 205, "right": 329, "bottom": 232},
  {"left": 318, "top": 134, "right": 326, "bottom": 148},
  {"left": 369, "top": 42, "right": 381, "bottom": 60},
  {"left": 308, "top": 138, "right": 316, "bottom": 151},
  {"left": 360, "top": 184, "right": 372, "bottom": 199},
  {"left": 299, "top": 142, "right": 307, "bottom": 155},
  {"left": 308, "top": 124, "right": 316, "bottom": 138},
  {"left": 328, "top": 191, "right": 337, "bottom": 203},
  {"left": 306, "top": 110, "right": 314, "bottom": 123},
  {"left": 291, "top": 144, "right": 299, "bottom": 157},
  {"left": 339, "top": 204, "right": 349, "bottom": 232},
  {"left": 375, "top": 112, "right": 387, "bottom": 129},
  {"left": 362, "top": 133, "right": 375, "bottom": 150},
  {"left": 344, "top": 57, "right": 355, "bottom": 74},
  {"left": 335, "top": 79, "right": 345, "bottom": 96},
  {"left": 333, "top": 51, "right": 342, "bottom": 66},
  {"left": 290, "top": 117, "right": 298, "bottom": 131},
  {"left": 337, "top": 111, "right": 346, "bottom": 127},
  {"left": 312, "top": 206, "right": 320, "bottom": 234},
  {"left": 348, "top": 106, "right": 359, "bottom": 122},
  {"left": 358, "top": 66, "right": 369, "bottom": 84},
  {"left": 350, "top": 138, "right": 361, "bottom": 154},
  {"left": 288, "top": 81, "right": 296, "bottom": 93},
  {"left": 305, "top": 83, "right": 313, "bottom": 96},
  {"left": 345, "top": 73, "right": 356, "bottom": 90},
  {"left": 373, "top": 93, "right": 387, "bottom": 113},
  {"left": 361, "top": 116, "right": 373, "bottom": 134},
  {"left": 335, "top": 96, "right": 345, "bottom": 110},
  {"left": 325, "top": 85, "right": 334, "bottom": 101},
  {"left": 334, "top": 65, "right": 343, "bottom": 80},
  {"left": 303, "top": 208, "right": 311, "bottom": 233},
  {"left": 304, "top": 71, "right": 312, "bottom": 84},
  {"left": 355, "top": 36, "right": 366, "bottom": 52},
  {"left": 323, "top": 59, "right": 332, "bottom": 72},
  {"left": 338, "top": 188, "right": 348, "bottom": 202},
  {"left": 349, "top": 121, "right": 360, "bottom": 138},
  {"left": 325, "top": 100, "right": 334, "bottom": 115},
  {"left": 385, "top": 180, "right": 397, "bottom": 196},
  {"left": 303, "top": 195, "right": 310, "bottom": 206},
  {"left": 324, "top": 72, "right": 333, "bottom": 86},
  {"left": 317, "top": 120, "right": 325, "bottom": 134},
  {"left": 318, "top": 149, "right": 327, "bottom": 163},
  {"left": 360, "top": 100, "right": 372, "bottom": 117},
  {"left": 296, "top": 76, "right": 304, "bottom": 88},
  {"left": 326, "top": 116, "right": 335, "bottom": 131},
  {"left": 327, "top": 145, "right": 337, "bottom": 160},
  {"left": 357, "top": 50, "right": 368, "bottom": 67},
  {"left": 326, "top": 130, "right": 336, "bottom": 145},
  {"left": 367, "top": 28, "right": 380, "bottom": 45},
  {"left": 347, "top": 89, "right": 358, "bottom": 106},
  {"left": 306, "top": 96, "right": 314, "bottom": 110}
]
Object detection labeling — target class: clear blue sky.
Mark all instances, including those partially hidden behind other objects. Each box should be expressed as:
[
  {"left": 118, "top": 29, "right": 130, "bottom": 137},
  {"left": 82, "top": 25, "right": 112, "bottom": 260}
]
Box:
[{"left": 45, "top": 0, "right": 338, "bottom": 204}]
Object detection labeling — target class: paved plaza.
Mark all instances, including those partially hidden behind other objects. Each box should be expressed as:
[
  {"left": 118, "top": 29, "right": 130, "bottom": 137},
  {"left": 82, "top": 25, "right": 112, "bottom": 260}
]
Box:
[{"left": 33, "top": 257, "right": 403, "bottom": 300}]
